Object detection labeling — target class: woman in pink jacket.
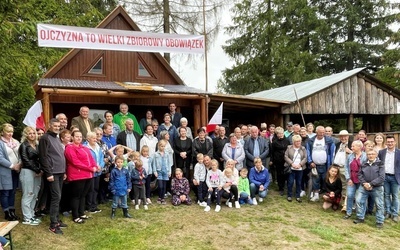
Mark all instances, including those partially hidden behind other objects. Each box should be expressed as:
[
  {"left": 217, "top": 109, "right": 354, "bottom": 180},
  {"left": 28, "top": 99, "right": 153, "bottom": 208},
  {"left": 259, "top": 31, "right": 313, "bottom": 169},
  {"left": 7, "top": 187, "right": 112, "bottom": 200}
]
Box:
[{"left": 65, "top": 131, "right": 99, "bottom": 224}]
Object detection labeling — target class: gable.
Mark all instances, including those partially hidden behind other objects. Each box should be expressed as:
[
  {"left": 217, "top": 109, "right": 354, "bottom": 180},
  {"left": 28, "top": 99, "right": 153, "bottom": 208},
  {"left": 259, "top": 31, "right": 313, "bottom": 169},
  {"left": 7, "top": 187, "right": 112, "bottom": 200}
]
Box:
[{"left": 42, "top": 6, "right": 184, "bottom": 85}]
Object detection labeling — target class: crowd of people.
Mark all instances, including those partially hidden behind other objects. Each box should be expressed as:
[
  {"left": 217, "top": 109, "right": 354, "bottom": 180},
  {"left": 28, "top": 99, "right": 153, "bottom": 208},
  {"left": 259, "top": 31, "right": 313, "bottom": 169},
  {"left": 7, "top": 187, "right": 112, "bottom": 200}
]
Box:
[{"left": 0, "top": 102, "right": 398, "bottom": 238}]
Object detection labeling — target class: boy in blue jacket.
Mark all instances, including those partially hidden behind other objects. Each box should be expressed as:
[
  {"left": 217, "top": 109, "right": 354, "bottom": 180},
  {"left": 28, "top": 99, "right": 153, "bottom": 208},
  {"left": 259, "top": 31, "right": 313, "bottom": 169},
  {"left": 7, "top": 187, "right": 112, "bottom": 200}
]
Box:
[{"left": 110, "top": 156, "right": 132, "bottom": 219}]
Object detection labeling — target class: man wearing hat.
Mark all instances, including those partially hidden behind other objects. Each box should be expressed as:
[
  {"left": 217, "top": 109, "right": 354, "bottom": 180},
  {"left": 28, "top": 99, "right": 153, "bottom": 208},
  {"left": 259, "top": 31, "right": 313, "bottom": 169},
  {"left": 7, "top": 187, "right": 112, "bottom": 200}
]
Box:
[
  {"left": 284, "top": 122, "right": 294, "bottom": 138},
  {"left": 333, "top": 130, "right": 353, "bottom": 211}
]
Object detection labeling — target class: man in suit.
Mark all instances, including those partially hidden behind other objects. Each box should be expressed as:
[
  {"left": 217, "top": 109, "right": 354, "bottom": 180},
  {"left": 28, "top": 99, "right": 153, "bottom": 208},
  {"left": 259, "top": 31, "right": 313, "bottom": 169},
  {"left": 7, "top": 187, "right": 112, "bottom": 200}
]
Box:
[
  {"left": 117, "top": 118, "right": 140, "bottom": 152},
  {"left": 169, "top": 102, "right": 182, "bottom": 128},
  {"left": 244, "top": 126, "right": 269, "bottom": 169},
  {"left": 71, "top": 106, "right": 94, "bottom": 139},
  {"left": 378, "top": 135, "right": 400, "bottom": 223}
]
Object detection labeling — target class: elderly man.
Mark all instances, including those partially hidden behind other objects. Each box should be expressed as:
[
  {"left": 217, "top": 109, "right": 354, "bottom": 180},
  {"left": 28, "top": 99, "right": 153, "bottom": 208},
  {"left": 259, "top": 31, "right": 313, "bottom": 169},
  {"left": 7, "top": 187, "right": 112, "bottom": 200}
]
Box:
[
  {"left": 113, "top": 103, "right": 142, "bottom": 135},
  {"left": 333, "top": 130, "right": 353, "bottom": 210},
  {"left": 213, "top": 126, "right": 229, "bottom": 170},
  {"left": 378, "top": 135, "right": 400, "bottom": 223},
  {"left": 56, "top": 113, "right": 68, "bottom": 131},
  {"left": 39, "top": 118, "right": 67, "bottom": 234},
  {"left": 116, "top": 118, "right": 141, "bottom": 152},
  {"left": 284, "top": 122, "right": 294, "bottom": 138},
  {"left": 169, "top": 102, "right": 183, "bottom": 128},
  {"left": 287, "top": 123, "right": 301, "bottom": 144},
  {"left": 354, "top": 150, "right": 385, "bottom": 228},
  {"left": 241, "top": 125, "right": 249, "bottom": 141},
  {"left": 306, "top": 126, "right": 335, "bottom": 202},
  {"left": 244, "top": 126, "right": 269, "bottom": 169},
  {"left": 71, "top": 106, "right": 94, "bottom": 139}
]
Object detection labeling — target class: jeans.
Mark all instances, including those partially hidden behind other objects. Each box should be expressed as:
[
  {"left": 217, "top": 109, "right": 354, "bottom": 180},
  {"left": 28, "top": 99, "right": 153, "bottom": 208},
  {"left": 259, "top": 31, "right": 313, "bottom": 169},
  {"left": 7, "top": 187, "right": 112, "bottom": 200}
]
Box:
[
  {"left": 239, "top": 192, "right": 253, "bottom": 204},
  {"left": 133, "top": 185, "right": 146, "bottom": 204},
  {"left": 70, "top": 178, "right": 92, "bottom": 219},
  {"left": 384, "top": 175, "right": 399, "bottom": 217},
  {"left": 346, "top": 182, "right": 360, "bottom": 216},
  {"left": 250, "top": 183, "right": 268, "bottom": 199},
  {"left": 287, "top": 170, "right": 303, "bottom": 198},
  {"left": 356, "top": 185, "right": 384, "bottom": 223},
  {"left": 158, "top": 180, "right": 167, "bottom": 199},
  {"left": 301, "top": 167, "right": 310, "bottom": 191},
  {"left": 19, "top": 168, "right": 41, "bottom": 220},
  {"left": 48, "top": 173, "right": 64, "bottom": 225},
  {"left": 312, "top": 165, "right": 327, "bottom": 191},
  {"left": 112, "top": 195, "right": 128, "bottom": 209}
]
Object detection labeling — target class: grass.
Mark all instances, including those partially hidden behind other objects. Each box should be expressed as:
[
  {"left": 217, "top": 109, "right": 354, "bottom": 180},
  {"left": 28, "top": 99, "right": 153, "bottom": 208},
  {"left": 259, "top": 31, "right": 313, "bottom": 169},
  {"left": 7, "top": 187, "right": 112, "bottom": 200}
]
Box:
[{"left": 9, "top": 184, "right": 400, "bottom": 250}]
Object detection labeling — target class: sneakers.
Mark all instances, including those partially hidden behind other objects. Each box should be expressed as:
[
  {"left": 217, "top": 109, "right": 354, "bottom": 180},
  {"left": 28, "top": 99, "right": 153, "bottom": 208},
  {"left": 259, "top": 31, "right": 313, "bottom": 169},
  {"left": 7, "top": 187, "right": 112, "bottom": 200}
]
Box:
[
  {"left": 235, "top": 201, "right": 240, "bottom": 209},
  {"left": 353, "top": 218, "right": 365, "bottom": 224},
  {"left": 131, "top": 200, "right": 135, "bottom": 205},
  {"left": 259, "top": 197, "right": 263, "bottom": 203},
  {"left": 310, "top": 192, "right": 319, "bottom": 202},
  {"left": 49, "top": 225, "right": 63, "bottom": 235},
  {"left": 157, "top": 198, "right": 162, "bottom": 204},
  {"left": 89, "top": 208, "right": 102, "bottom": 213},
  {"left": 57, "top": 220, "right": 68, "bottom": 228},
  {"left": 252, "top": 198, "right": 258, "bottom": 205},
  {"left": 215, "top": 205, "right": 221, "bottom": 212},
  {"left": 22, "top": 218, "right": 40, "bottom": 226},
  {"left": 161, "top": 199, "right": 167, "bottom": 205},
  {"left": 144, "top": 205, "right": 148, "bottom": 210},
  {"left": 135, "top": 205, "right": 139, "bottom": 210},
  {"left": 199, "top": 201, "right": 207, "bottom": 207},
  {"left": 228, "top": 202, "right": 232, "bottom": 208},
  {"left": 376, "top": 222, "right": 384, "bottom": 229},
  {"left": 225, "top": 198, "right": 231, "bottom": 206},
  {"left": 204, "top": 206, "right": 211, "bottom": 212},
  {"left": 300, "top": 190, "right": 306, "bottom": 197},
  {"left": 146, "top": 198, "right": 152, "bottom": 204}
]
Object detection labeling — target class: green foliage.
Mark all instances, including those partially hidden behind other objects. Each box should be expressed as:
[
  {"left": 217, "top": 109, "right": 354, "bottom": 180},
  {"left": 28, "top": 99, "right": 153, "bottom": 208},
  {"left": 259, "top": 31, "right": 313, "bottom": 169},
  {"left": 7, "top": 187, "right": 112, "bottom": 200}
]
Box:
[
  {"left": 0, "top": 0, "right": 117, "bottom": 136},
  {"left": 219, "top": 0, "right": 400, "bottom": 95}
]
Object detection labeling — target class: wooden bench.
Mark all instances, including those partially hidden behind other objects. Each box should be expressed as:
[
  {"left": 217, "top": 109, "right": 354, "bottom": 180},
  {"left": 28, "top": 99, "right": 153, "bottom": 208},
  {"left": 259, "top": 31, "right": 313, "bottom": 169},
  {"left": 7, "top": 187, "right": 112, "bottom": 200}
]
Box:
[{"left": 0, "top": 221, "right": 18, "bottom": 250}]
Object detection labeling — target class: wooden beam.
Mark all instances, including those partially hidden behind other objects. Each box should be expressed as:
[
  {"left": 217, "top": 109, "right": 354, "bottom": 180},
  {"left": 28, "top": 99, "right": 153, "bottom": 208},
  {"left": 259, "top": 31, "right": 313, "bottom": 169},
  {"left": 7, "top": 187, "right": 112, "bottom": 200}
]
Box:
[
  {"left": 193, "top": 104, "right": 200, "bottom": 136},
  {"left": 43, "top": 93, "right": 50, "bottom": 127},
  {"left": 201, "top": 98, "right": 207, "bottom": 127},
  {"left": 347, "top": 114, "right": 354, "bottom": 133},
  {"left": 384, "top": 115, "right": 391, "bottom": 132}
]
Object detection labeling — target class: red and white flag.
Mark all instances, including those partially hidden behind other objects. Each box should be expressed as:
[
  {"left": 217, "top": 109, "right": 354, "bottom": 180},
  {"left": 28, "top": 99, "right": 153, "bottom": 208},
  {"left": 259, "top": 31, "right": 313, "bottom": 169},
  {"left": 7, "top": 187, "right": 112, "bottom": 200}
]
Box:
[
  {"left": 23, "top": 101, "right": 45, "bottom": 130},
  {"left": 206, "top": 102, "right": 223, "bottom": 133}
]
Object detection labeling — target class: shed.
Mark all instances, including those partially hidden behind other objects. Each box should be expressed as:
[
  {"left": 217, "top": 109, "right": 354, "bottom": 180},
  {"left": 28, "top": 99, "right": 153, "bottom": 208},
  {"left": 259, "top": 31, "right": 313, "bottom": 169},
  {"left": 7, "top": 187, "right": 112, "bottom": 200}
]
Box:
[{"left": 248, "top": 68, "right": 400, "bottom": 132}]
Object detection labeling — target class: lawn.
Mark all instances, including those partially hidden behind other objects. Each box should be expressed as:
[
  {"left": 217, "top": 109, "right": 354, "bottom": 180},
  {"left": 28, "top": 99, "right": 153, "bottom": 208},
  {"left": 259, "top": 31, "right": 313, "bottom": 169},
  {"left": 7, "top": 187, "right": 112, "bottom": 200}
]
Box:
[{"left": 10, "top": 185, "right": 400, "bottom": 250}]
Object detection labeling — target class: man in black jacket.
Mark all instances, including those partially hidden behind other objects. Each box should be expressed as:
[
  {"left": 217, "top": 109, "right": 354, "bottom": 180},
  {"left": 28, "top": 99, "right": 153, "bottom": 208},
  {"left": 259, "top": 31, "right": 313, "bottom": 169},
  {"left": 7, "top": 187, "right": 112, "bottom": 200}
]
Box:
[
  {"left": 116, "top": 118, "right": 141, "bottom": 152},
  {"left": 213, "top": 126, "right": 229, "bottom": 170}
]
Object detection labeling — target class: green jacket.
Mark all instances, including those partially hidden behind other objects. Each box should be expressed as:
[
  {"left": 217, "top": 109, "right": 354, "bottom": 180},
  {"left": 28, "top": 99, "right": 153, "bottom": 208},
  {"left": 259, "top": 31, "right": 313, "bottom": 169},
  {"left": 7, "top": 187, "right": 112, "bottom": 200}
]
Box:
[
  {"left": 113, "top": 112, "right": 142, "bottom": 135},
  {"left": 238, "top": 176, "right": 250, "bottom": 195}
]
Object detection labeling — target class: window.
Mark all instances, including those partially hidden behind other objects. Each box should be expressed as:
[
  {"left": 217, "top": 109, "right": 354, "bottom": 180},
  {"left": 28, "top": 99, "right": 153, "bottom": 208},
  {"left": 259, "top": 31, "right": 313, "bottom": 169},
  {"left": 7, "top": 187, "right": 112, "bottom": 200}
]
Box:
[
  {"left": 88, "top": 57, "right": 103, "bottom": 74},
  {"left": 138, "top": 61, "right": 151, "bottom": 77}
]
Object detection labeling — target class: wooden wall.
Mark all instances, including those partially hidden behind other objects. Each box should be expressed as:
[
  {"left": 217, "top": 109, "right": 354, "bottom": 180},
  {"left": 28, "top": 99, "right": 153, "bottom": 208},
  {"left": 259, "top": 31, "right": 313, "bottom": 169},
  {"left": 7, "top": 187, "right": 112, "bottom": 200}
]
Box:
[{"left": 282, "top": 75, "right": 399, "bottom": 115}]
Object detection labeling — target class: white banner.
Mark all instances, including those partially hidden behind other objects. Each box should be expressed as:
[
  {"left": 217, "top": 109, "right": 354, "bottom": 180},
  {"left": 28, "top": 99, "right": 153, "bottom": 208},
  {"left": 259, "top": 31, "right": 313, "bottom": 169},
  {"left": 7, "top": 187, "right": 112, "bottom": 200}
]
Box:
[{"left": 37, "top": 24, "right": 205, "bottom": 54}]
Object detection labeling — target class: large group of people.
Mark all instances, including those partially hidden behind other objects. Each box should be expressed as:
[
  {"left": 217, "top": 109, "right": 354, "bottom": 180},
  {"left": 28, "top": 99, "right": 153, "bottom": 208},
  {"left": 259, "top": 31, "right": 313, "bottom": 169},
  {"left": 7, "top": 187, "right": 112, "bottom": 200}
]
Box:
[{"left": 0, "top": 104, "right": 398, "bottom": 239}]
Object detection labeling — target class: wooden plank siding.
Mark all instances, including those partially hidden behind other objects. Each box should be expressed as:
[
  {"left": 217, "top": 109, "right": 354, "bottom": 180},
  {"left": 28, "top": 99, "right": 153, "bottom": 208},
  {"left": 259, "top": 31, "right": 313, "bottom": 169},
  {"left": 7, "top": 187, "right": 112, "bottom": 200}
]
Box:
[{"left": 281, "top": 76, "right": 400, "bottom": 114}]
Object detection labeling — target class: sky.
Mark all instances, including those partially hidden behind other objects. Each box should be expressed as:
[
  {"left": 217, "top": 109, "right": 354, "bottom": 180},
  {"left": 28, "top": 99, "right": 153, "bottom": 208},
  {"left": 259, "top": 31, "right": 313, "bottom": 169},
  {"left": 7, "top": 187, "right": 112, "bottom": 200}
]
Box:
[{"left": 169, "top": 6, "right": 233, "bottom": 93}]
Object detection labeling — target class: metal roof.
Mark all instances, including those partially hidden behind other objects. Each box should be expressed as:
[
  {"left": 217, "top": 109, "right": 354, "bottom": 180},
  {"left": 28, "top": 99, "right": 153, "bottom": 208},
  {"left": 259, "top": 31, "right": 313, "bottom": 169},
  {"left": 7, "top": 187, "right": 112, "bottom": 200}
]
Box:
[
  {"left": 248, "top": 67, "right": 366, "bottom": 102},
  {"left": 37, "top": 78, "right": 209, "bottom": 95}
]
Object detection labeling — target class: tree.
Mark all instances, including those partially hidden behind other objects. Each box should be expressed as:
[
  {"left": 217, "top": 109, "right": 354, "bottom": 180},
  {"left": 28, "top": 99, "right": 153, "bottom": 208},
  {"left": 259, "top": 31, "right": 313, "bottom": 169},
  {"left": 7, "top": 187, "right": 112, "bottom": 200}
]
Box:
[
  {"left": 219, "top": 0, "right": 400, "bottom": 95},
  {"left": 0, "top": 0, "right": 117, "bottom": 136},
  {"left": 120, "top": 0, "right": 228, "bottom": 63}
]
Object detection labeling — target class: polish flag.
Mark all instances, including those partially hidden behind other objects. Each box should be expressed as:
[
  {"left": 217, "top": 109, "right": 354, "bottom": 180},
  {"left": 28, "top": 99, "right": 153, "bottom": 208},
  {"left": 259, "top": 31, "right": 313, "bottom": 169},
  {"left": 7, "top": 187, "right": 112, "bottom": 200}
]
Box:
[
  {"left": 206, "top": 102, "right": 223, "bottom": 133},
  {"left": 23, "top": 101, "right": 45, "bottom": 130}
]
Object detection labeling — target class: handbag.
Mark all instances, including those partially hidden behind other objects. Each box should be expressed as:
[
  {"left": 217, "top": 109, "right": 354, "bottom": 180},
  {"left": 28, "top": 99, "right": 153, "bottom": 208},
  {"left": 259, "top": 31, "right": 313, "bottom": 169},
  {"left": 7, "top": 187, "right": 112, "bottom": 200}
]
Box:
[{"left": 284, "top": 150, "right": 299, "bottom": 174}]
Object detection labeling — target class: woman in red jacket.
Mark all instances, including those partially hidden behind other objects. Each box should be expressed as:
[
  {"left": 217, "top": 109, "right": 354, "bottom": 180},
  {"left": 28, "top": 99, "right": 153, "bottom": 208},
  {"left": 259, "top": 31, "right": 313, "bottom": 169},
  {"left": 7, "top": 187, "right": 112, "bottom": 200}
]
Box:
[{"left": 65, "top": 131, "right": 99, "bottom": 224}]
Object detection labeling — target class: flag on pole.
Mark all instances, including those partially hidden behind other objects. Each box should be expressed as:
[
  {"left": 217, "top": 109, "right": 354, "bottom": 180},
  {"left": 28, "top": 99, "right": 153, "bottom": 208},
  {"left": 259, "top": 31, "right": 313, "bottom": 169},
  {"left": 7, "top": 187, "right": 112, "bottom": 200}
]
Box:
[
  {"left": 23, "top": 100, "right": 45, "bottom": 130},
  {"left": 206, "top": 102, "right": 223, "bottom": 133}
]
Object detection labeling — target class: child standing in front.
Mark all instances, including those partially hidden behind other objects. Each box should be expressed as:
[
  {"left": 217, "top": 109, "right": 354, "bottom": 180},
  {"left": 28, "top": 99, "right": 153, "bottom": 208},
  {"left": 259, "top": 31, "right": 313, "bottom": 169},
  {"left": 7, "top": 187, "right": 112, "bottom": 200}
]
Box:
[
  {"left": 193, "top": 153, "right": 207, "bottom": 207},
  {"left": 109, "top": 156, "right": 132, "bottom": 219},
  {"left": 131, "top": 159, "right": 148, "bottom": 210},
  {"left": 151, "top": 140, "right": 171, "bottom": 205},
  {"left": 140, "top": 145, "right": 153, "bottom": 204},
  {"left": 204, "top": 159, "right": 223, "bottom": 212},
  {"left": 238, "top": 168, "right": 253, "bottom": 205},
  {"left": 127, "top": 151, "right": 140, "bottom": 204}
]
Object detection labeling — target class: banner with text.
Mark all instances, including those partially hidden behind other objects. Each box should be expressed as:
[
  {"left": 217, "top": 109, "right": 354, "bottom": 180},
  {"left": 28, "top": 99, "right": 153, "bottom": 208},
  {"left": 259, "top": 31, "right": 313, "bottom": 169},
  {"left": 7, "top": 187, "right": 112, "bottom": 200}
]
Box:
[{"left": 37, "top": 24, "right": 205, "bottom": 54}]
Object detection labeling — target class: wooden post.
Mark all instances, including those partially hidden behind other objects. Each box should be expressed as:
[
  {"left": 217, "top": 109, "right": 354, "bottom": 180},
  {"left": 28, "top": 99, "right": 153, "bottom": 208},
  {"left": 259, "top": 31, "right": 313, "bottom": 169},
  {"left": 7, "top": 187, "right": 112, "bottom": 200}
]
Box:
[
  {"left": 201, "top": 97, "right": 207, "bottom": 127},
  {"left": 384, "top": 115, "right": 391, "bottom": 132},
  {"left": 347, "top": 114, "right": 354, "bottom": 133},
  {"left": 193, "top": 103, "right": 201, "bottom": 136},
  {"left": 42, "top": 93, "right": 50, "bottom": 127},
  {"left": 284, "top": 114, "right": 290, "bottom": 127}
]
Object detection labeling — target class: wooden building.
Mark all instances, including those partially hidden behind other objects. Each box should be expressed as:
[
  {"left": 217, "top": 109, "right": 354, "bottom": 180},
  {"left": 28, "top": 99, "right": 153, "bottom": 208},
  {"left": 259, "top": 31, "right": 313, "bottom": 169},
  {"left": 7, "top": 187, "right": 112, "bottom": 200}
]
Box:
[
  {"left": 33, "top": 6, "right": 209, "bottom": 131},
  {"left": 249, "top": 68, "right": 400, "bottom": 133}
]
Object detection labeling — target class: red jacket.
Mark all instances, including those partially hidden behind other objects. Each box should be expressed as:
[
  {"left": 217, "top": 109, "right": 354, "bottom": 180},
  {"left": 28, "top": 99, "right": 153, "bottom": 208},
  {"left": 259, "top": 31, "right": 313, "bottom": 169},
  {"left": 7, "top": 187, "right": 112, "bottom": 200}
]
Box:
[{"left": 65, "top": 144, "right": 96, "bottom": 181}]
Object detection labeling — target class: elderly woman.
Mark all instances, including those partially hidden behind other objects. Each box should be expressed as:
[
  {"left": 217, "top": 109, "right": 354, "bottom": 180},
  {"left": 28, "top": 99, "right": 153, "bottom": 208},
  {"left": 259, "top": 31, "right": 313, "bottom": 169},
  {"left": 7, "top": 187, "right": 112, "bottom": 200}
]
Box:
[
  {"left": 157, "top": 113, "right": 178, "bottom": 146},
  {"left": 178, "top": 117, "right": 193, "bottom": 140},
  {"left": 0, "top": 123, "right": 21, "bottom": 221},
  {"left": 171, "top": 168, "right": 192, "bottom": 206},
  {"left": 174, "top": 127, "right": 192, "bottom": 179},
  {"left": 270, "top": 126, "right": 290, "bottom": 196},
  {"left": 19, "top": 126, "right": 42, "bottom": 225},
  {"left": 64, "top": 131, "right": 99, "bottom": 224},
  {"left": 85, "top": 131, "right": 105, "bottom": 213},
  {"left": 94, "top": 127, "right": 111, "bottom": 204},
  {"left": 192, "top": 128, "right": 213, "bottom": 165},
  {"left": 343, "top": 140, "right": 367, "bottom": 219},
  {"left": 222, "top": 133, "right": 245, "bottom": 171},
  {"left": 284, "top": 135, "right": 307, "bottom": 203},
  {"left": 139, "top": 109, "right": 154, "bottom": 134},
  {"left": 99, "top": 110, "right": 121, "bottom": 138},
  {"left": 234, "top": 127, "right": 245, "bottom": 146}
]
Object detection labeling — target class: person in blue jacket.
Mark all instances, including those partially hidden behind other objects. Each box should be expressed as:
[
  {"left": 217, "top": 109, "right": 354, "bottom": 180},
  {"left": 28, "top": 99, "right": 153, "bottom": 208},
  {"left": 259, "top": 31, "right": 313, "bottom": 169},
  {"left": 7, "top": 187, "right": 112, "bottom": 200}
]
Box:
[{"left": 249, "top": 157, "right": 270, "bottom": 205}]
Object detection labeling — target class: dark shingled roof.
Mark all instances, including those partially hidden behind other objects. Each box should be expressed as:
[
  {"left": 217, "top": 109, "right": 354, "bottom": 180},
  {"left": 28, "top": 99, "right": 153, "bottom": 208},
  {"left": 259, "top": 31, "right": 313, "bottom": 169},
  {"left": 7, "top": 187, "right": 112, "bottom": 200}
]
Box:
[{"left": 38, "top": 78, "right": 209, "bottom": 94}]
